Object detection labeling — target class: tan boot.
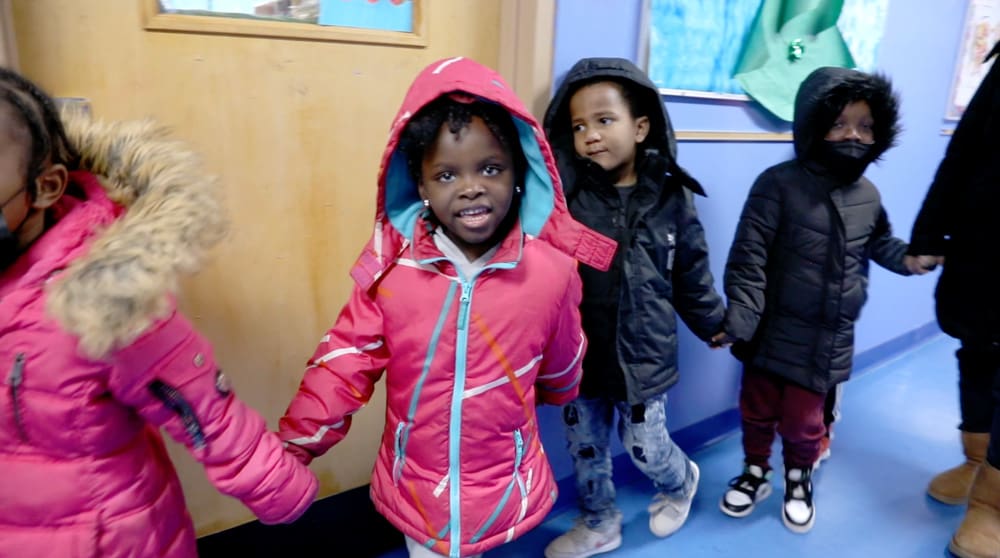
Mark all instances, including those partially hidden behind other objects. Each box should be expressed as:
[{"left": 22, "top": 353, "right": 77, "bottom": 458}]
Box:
[
  {"left": 929, "top": 432, "right": 990, "bottom": 505},
  {"left": 949, "top": 462, "right": 1000, "bottom": 558}
]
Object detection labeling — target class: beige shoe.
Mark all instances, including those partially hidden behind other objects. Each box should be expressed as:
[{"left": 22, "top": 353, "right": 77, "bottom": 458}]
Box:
[
  {"left": 929, "top": 431, "right": 989, "bottom": 505},
  {"left": 949, "top": 462, "right": 1000, "bottom": 558}
]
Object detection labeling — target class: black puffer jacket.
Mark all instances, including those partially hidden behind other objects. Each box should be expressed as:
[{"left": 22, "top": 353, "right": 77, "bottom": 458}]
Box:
[
  {"left": 724, "top": 67, "right": 911, "bottom": 393},
  {"left": 543, "top": 58, "right": 724, "bottom": 405},
  {"left": 909, "top": 42, "right": 1000, "bottom": 345}
]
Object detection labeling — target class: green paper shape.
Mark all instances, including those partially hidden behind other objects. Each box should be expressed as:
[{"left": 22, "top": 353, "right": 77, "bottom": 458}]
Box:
[{"left": 734, "top": 0, "right": 856, "bottom": 121}]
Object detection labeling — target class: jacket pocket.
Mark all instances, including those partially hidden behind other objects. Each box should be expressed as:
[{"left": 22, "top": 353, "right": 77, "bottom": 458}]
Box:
[
  {"left": 470, "top": 428, "right": 529, "bottom": 544},
  {"left": 665, "top": 232, "right": 676, "bottom": 272},
  {"left": 392, "top": 420, "right": 409, "bottom": 486},
  {"left": 0, "top": 511, "right": 100, "bottom": 558},
  {"left": 8, "top": 353, "right": 27, "bottom": 442}
]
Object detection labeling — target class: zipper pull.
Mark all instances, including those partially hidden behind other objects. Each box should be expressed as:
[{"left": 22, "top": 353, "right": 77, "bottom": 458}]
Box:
[
  {"left": 513, "top": 429, "right": 525, "bottom": 468},
  {"left": 10, "top": 353, "right": 27, "bottom": 441},
  {"left": 10, "top": 353, "right": 24, "bottom": 387},
  {"left": 457, "top": 283, "right": 472, "bottom": 330}
]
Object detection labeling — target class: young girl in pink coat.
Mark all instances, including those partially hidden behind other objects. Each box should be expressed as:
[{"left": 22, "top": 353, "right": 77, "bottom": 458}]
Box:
[
  {"left": 0, "top": 68, "right": 317, "bottom": 558},
  {"left": 280, "top": 57, "right": 616, "bottom": 558}
]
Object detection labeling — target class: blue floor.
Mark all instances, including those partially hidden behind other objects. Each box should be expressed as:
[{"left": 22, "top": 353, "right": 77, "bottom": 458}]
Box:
[{"left": 378, "top": 334, "right": 969, "bottom": 557}]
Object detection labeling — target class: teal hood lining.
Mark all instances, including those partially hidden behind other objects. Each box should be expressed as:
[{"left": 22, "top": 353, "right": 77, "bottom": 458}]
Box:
[{"left": 384, "top": 115, "right": 555, "bottom": 243}]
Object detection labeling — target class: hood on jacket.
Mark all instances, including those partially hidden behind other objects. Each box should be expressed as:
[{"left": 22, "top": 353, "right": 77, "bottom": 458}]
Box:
[
  {"left": 45, "top": 109, "right": 228, "bottom": 359},
  {"left": 542, "top": 57, "right": 703, "bottom": 195},
  {"left": 792, "top": 66, "right": 900, "bottom": 164},
  {"left": 351, "top": 57, "right": 615, "bottom": 289}
]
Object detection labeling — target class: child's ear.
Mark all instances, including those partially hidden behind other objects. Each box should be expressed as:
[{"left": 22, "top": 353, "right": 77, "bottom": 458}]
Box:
[
  {"left": 634, "top": 115, "right": 650, "bottom": 145},
  {"left": 31, "top": 163, "right": 69, "bottom": 210}
]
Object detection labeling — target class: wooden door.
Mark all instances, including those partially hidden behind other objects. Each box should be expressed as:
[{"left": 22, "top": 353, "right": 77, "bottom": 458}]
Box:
[{"left": 13, "top": 0, "right": 511, "bottom": 536}]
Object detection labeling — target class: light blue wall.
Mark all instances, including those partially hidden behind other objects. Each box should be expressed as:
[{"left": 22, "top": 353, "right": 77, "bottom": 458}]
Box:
[{"left": 539, "top": 0, "right": 966, "bottom": 481}]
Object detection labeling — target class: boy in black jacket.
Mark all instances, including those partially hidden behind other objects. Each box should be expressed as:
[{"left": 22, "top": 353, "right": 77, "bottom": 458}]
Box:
[
  {"left": 717, "top": 67, "right": 928, "bottom": 534},
  {"left": 541, "top": 58, "right": 725, "bottom": 558}
]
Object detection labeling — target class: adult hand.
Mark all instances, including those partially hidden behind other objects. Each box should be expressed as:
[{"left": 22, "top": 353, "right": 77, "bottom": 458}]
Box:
[{"left": 904, "top": 254, "right": 942, "bottom": 275}]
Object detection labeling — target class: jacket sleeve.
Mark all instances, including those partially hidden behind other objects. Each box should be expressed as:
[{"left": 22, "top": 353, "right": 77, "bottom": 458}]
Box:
[
  {"left": 109, "top": 309, "right": 318, "bottom": 525},
  {"left": 909, "top": 54, "right": 998, "bottom": 255},
  {"left": 671, "top": 187, "right": 726, "bottom": 341},
  {"left": 279, "top": 283, "right": 390, "bottom": 462},
  {"left": 535, "top": 267, "right": 585, "bottom": 406},
  {"left": 723, "top": 173, "right": 782, "bottom": 341},
  {"left": 868, "top": 204, "right": 911, "bottom": 276}
]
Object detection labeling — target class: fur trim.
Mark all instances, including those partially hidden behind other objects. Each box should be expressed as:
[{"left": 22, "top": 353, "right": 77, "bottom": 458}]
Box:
[
  {"left": 793, "top": 67, "right": 901, "bottom": 163},
  {"left": 46, "top": 110, "right": 228, "bottom": 359}
]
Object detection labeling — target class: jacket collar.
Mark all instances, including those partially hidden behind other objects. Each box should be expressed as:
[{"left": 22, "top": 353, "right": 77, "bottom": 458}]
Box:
[{"left": 409, "top": 216, "right": 524, "bottom": 270}]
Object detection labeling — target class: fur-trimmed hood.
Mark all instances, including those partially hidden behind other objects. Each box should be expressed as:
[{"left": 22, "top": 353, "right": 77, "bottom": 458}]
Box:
[
  {"left": 792, "top": 66, "right": 900, "bottom": 163},
  {"left": 45, "top": 110, "right": 227, "bottom": 358}
]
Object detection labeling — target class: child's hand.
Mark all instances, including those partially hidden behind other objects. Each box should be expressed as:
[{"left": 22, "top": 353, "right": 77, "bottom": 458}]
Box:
[
  {"left": 709, "top": 331, "right": 736, "bottom": 349},
  {"left": 904, "top": 255, "right": 943, "bottom": 275}
]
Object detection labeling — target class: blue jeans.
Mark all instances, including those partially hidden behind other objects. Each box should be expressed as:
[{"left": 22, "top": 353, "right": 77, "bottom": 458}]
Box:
[{"left": 561, "top": 392, "right": 695, "bottom": 527}]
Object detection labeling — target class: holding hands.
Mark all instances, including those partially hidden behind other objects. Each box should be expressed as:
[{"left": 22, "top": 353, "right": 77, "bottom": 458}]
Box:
[
  {"left": 903, "top": 254, "right": 944, "bottom": 275},
  {"left": 709, "top": 331, "right": 736, "bottom": 349}
]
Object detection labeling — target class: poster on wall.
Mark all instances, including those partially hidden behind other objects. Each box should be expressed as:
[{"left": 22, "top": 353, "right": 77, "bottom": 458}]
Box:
[
  {"left": 318, "top": 0, "right": 414, "bottom": 32},
  {"left": 946, "top": 0, "right": 1000, "bottom": 120},
  {"left": 644, "top": 0, "right": 889, "bottom": 99}
]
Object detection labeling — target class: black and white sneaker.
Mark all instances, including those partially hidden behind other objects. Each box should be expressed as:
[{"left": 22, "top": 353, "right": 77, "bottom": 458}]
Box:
[
  {"left": 720, "top": 464, "right": 772, "bottom": 518},
  {"left": 783, "top": 466, "right": 815, "bottom": 533}
]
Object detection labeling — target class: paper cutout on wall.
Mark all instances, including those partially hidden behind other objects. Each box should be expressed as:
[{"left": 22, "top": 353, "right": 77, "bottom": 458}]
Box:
[
  {"left": 646, "top": 0, "right": 888, "bottom": 114},
  {"left": 946, "top": 0, "right": 1000, "bottom": 120}
]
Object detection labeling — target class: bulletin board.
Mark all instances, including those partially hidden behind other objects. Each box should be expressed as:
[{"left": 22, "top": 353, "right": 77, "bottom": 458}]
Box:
[
  {"left": 642, "top": 0, "right": 889, "bottom": 100},
  {"left": 945, "top": 0, "right": 1000, "bottom": 120}
]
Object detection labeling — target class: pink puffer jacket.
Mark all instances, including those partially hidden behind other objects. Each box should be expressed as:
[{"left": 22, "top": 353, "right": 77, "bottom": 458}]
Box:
[
  {"left": 0, "top": 116, "right": 317, "bottom": 558},
  {"left": 280, "top": 57, "right": 616, "bottom": 557}
]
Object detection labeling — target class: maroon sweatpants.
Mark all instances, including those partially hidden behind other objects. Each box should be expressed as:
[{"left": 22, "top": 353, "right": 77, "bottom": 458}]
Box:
[{"left": 740, "top": 366, "right": 827, "bottom": 470}]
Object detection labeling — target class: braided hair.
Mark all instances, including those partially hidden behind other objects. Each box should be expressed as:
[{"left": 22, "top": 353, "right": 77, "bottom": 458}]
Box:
[
  {"left": 400, "top": 95, "right": 528, "bottom": 189},
  {"left": 0, "top": 68, "right": 79, "bottom": 198}
]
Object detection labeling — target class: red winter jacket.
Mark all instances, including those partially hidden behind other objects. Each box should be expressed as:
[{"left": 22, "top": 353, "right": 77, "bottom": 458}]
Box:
[
  {"left": 0, "top": 116, "right": 317, "bottom": 558},
  {"left": 280, "top": 57, "right": 616, "bottom": 557}
]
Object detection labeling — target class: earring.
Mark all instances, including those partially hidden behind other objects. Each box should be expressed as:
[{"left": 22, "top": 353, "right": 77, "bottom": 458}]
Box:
[
  {"left": 515, "top": 186, "right": 523, "bottom": 194},
  {"left": 422, "top": 199, "right": 430, "bottom": 207}
]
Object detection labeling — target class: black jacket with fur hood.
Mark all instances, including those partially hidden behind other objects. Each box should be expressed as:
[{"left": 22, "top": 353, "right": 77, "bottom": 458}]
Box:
[
  {"left": 543, "top": 58, "right": 724, "bottom": 405},
  {"left": 723, "top": 67, "right": 911, "bottom": 393}
]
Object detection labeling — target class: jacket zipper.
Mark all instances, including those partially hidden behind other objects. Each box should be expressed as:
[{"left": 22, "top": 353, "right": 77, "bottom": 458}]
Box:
[
  {"left": 457, "top": 282, "right": 472, "bottom": 331},
  {"left": 666, "top": 232, "right": 676, "bottom": 271},
  {"left": 9, "top": 353, "right": 27, "bottom": 441}
]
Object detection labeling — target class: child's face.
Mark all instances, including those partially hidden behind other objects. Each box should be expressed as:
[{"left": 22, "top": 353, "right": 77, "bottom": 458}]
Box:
[
  {"left": 418, "top": 115, "right": 516, "bottom": 261},
  {"left": 825, "top": 100, "right": 875, "bottom": 144},
  {"left": 568, "top": 82, "right": 649, "bottom": 186},
  {"left": 0, "top": 114, "right": 31, "bottom": 238},
  {"left": 0, "top": 104, "right": 69, "bottom": 266}
]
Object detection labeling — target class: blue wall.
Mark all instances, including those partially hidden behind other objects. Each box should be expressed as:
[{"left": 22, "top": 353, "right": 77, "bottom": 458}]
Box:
[{"left": 539, "top": 0, "right": 966, "bottom": 483}]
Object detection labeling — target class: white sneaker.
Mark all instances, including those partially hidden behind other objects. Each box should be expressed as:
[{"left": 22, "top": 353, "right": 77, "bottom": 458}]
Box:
[
  {"left": 648, "top": 460, "right": 700, "bottom": 537},
  {"left": 720, "top": 464, "right": 772, "bottom": 518},
  {"left": 544, "top": 517, "right": 623, "bottom": 558},
  {"left": 782, "top": 467, "right": 815, "bottom": 533}
]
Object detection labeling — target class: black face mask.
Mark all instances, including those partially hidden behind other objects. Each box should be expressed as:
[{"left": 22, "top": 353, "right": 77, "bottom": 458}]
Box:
[
  {"left": 0, "top": 187, "right": 28, "bottom": 271},
  {"left": 815, "top": 140, "right": 873, "bottom": 183}
]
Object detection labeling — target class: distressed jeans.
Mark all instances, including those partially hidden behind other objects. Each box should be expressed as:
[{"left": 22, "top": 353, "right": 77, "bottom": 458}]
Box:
[{"left": 562, "top": 392, "right": 695, "bottom": 528}]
